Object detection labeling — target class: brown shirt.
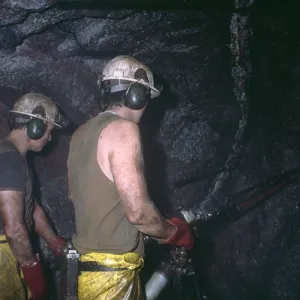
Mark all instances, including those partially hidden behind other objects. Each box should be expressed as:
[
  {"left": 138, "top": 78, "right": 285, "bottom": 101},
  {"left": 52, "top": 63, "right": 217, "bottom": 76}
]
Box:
[
  {"left": 67, "top": 112, "right": 144, "bottom": 256},
  {"left": 0, "top": 139, "right": 34, "bottom": 234}
]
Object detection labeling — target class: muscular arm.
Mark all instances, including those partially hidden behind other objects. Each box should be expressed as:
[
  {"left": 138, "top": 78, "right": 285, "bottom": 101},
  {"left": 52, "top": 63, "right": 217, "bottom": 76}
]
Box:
[
  {"left": 0, "top": 191, "right": 36, "bottom": 265},
  {"left": 33, "top": 202, "right": 57, "bottom": 245},
  {"left": 106, "top": 120, "right": 176, "bottom": 241}
]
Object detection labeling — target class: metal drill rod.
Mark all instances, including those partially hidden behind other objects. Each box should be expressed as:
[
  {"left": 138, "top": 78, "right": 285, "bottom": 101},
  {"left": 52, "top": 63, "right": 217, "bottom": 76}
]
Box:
[{"left": 181, "top": 166, "right": 300, "bottom": 225}]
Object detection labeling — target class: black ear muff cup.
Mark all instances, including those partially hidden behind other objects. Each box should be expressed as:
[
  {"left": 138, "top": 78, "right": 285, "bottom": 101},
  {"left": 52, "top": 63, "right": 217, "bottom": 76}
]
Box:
[
  {"left": 124, "top": 82, "right": 148, "bottom": 110},
  {"left": 26, "top": 118, "right": 46, "bottom": 140}
]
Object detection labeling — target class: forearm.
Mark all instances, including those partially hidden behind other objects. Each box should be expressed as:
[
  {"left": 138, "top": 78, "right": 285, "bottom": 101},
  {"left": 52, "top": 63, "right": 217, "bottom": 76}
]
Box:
[
  {"left": 33, "top": 204, "right": 57, "bottom": 245},
  {"left": 129, "top": 200, "right": 176, "bottom": 241},
  {"left": 5, "top": 224, "right": 36, "bottom": 265}
]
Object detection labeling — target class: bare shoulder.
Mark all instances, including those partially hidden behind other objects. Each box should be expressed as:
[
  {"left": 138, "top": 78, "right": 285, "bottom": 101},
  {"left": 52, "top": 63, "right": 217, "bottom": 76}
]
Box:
[{"left": 101, "top": 119, "right": 141, "bottom": 147}]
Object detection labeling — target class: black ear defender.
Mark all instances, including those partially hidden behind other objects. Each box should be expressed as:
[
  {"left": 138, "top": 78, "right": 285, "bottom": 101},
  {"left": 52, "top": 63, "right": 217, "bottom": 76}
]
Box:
[
  {"left": 97, "top": 75, "right": 112, "bottom": 105},
  {"left": 123, "top": 68, "right": 150, "bottom": 110},
  {"left": 26, "top": 106, "right": 47, "bottom": 140},
  {"left": 26, "top": 118, "right": 47, "bottom": 140},
  {"left": 123, "top": 81, "right": 149, "bottom": 110},
  {"left": 99, "top": 80, "right": 111, "bottom": 100}
]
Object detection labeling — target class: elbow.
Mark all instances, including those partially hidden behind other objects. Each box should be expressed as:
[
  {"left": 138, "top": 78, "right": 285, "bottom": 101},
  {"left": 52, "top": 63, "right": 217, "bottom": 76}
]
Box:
[{"left": 126, "top": 209, "right": 143, "bottom": 225}]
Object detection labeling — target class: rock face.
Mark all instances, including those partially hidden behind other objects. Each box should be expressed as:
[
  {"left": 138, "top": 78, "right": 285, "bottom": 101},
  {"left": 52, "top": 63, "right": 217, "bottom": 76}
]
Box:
[{"left": 0, "top": 0, "right": 300, "bottom": 299}]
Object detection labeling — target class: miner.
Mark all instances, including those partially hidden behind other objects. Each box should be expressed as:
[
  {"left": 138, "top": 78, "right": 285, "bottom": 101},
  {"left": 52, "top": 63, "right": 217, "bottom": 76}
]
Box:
[
  {"left": 67, "top": 55, "right": 194, "bottom": 299},
  {"left": 0, "top": 93, "right": 67, "bottom": 300}
]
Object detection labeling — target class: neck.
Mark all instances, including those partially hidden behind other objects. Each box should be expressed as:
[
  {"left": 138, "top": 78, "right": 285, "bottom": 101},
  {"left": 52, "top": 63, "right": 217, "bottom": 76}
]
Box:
[
  {"left": 6, "top": 130, "right": 30, "bottom": 155},
  {"left": 104, "top": 106, "right": 142, "bottom": 123}
]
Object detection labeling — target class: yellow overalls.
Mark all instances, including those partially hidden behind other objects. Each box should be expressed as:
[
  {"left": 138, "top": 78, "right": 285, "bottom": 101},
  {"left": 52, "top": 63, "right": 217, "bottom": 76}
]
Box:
[
  {"left": 78, "top": 252, "right": 144, "bottom": 300},
  {"left": 0, "top": 235, "right": 31, "bottom": 300}
]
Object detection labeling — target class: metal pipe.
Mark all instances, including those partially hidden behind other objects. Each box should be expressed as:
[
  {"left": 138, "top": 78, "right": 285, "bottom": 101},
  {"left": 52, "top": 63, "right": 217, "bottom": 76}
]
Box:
[
  {"left": 145, "top": 259, "right": 174, "bottom": 299},
  {"left": 145, "top": 271, "right": 170, "bottom": 300}
]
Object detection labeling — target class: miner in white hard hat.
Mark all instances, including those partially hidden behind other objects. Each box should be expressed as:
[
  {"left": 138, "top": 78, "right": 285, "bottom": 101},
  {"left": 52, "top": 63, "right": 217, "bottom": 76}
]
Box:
[{"left": 67, "top": 56, "right": 194, "bottom": 299}]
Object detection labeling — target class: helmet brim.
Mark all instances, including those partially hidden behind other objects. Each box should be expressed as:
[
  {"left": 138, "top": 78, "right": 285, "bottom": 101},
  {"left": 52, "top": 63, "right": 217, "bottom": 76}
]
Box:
[{"left": 10, "top": 110, "right": 63, "bottom": 128}]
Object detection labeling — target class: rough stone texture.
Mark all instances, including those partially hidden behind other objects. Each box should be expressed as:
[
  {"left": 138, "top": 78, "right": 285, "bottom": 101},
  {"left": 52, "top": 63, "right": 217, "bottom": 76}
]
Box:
[{"left": 0, "top": 0, "right": 300, "bottom": 299}]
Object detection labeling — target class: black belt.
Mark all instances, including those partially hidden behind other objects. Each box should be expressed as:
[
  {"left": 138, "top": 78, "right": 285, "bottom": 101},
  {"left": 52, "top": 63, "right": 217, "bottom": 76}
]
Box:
[
  {"left": 0, "top": 240, "right": 8, "bottom": 244},
  {"left": 79, "top": 261, "right": 128, "bottom": 272}
]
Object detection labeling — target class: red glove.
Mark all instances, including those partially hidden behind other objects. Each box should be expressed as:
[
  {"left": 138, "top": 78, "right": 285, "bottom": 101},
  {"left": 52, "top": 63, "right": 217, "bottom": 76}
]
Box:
[
  {"left": 164, "top": 217, "right": 194, "bottom": 250},
  {"left": 48, "top": 236, "right": 66, "bottom": 256},
  {"left": 21, "top": 259, "right": 47, "bottom": 300}
]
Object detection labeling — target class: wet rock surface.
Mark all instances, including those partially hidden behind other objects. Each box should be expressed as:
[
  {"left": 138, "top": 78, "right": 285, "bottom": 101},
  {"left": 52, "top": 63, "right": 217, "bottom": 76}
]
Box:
[{"left": 0, "top": 0, "right": 300, "bottom": 299}]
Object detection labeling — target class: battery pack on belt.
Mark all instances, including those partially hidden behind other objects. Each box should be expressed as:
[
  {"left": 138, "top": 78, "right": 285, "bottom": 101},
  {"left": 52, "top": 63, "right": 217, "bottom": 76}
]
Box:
[{"left": 80, "top": 261, "right": 128, "bottom": 272}]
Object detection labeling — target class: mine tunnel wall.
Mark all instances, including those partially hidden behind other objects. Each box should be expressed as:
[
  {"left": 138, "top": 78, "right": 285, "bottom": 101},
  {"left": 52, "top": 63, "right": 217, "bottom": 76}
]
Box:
[{"left": 0, "top": 1, "right": 300, "bottom": 299}]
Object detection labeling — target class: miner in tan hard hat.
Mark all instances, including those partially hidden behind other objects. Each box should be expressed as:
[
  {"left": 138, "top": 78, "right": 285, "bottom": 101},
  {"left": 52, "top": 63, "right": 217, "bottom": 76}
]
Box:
[{"left": 0, "top": 93, "right": 67, "bottom": 300}]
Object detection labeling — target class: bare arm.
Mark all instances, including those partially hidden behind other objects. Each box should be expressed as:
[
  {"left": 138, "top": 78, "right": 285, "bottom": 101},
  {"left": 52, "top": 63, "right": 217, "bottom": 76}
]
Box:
[
  {"left": 0, "top": 191, "right": 36, "bottom": 265},
  {"left": 33, "top": 202, "right": 57, "bottom": 245},
  {"left": 106, "top": 120, "right": 176, "bottom": 241}
]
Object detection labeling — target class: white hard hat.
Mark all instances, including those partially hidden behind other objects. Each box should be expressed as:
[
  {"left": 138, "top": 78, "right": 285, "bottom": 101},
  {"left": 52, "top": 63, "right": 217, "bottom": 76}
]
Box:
[{"left": 100, "top": 55, "right": 161, "bottom": 98}]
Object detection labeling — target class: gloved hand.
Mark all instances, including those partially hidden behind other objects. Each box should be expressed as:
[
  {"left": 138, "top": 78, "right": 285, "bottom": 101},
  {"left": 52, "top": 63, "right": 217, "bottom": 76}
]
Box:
[
  {"left": 48, "top": 236, "right": 67, "bottom": 256},
  {"left": 21, "top": 257, "right": 47, "bottom": 300},
  {"left": 164, "top": 217, "right": 194, "bottom": 250}
]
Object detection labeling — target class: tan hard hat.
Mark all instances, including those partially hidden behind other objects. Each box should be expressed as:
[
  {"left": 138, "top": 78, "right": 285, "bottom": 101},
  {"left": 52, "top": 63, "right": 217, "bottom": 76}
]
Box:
[
  {"left": 10, "top": 93, "right": 62, "bottom": 128},
  {"left": 100, "top": 55, "right": 161, "bottom": 98}
]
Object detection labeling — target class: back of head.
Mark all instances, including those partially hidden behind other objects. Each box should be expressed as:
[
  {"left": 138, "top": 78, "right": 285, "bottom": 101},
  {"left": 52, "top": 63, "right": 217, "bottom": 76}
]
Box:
[
  {"left": 9, "top": 93, "right": 61, "bottom": 140},
  {"left": 98, "top": 55, "right": 162, "bottom": 111}
]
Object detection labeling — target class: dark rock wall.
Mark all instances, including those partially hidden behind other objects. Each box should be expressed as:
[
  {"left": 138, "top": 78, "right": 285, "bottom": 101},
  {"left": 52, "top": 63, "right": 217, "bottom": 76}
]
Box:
[
  {"left": 0, "top": 1, "right": 300, "bottom": 299},
  {"left": 203, "top": 5, "right": 300, "bottom": 300}
]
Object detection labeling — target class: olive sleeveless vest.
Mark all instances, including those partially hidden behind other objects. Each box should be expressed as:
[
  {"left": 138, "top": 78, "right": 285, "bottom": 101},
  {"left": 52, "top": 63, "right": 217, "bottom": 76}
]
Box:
[
  {"left": 0, "top": 139, "right": 34, "bottom": 234},
  {"left": 67, "top": 112, "right": 144, "bottom": 256}
]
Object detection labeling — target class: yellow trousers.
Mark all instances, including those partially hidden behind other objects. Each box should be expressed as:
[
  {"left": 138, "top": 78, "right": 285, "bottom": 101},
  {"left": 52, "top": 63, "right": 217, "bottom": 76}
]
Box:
[
  {"left": 0, "top": 235, "right": 31, "bottom": 300},
  {"left": 79, "top": 252, "right": 144, "bottom": 300}
]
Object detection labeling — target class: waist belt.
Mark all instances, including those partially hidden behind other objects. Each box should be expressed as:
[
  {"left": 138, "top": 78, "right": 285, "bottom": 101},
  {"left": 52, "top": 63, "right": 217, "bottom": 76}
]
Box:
[
  {"left": 80, "top": 261, "right": 128, "bottom": 272},
  {"left": 0, "top": 240, "right": 8, "bottom": 244}
]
